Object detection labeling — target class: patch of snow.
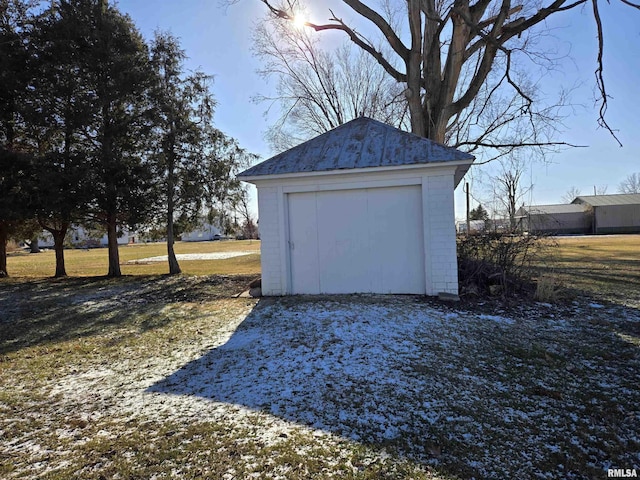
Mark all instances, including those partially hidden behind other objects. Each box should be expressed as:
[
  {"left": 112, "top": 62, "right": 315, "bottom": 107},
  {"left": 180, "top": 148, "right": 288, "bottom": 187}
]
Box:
[
  {"left": 477, "top": 313, "right": 515, "bottom": 325},
  {"left": 9, "top": 291, "right": 639, "bottom": 479},
  {"left": 130, "top": 251, "right": 256, "bottom": 263}
]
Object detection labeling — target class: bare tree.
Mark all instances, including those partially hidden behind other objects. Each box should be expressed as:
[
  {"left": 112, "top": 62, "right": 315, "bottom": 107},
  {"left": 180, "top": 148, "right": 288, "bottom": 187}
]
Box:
[
  {"left": 252, "top": 0, "right": 637, "bottom": 153},
  {"left": 618, "top": 173, "right": 640, "bottom": 194},
  {"left": 232, "top": 186, "right": 259, "bottom": 239},
  {"left": 595, "top": 184, "right": 608, "bottom": 195},
  {"left": 562, "top": 186, "right": 582, "bottom": 203},
  {"left": 491, "top": 155, "right": 531, "bottom": 230},
  {"left": 253, "top": 14, "right": 409, "bottom": 150}
]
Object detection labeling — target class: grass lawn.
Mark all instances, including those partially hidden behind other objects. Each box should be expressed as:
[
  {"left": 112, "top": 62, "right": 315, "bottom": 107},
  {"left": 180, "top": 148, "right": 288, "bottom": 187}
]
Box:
[
  {"left": 545, "top": 234, "right": 640, "bottom": 305},
  {"left": 5, "top": 239, "right": 261, "bottom": 277},
  {"left": 1, "top": 235, "right": 639, "bottom": 478},
  {"left": 0, "top": 277, "right": 441, "bottom": 479}
]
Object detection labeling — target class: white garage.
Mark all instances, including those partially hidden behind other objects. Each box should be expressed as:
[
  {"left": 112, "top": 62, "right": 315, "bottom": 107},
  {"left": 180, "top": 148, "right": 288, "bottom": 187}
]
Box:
[{"left": 238, "top": 117, "right": 474, "bottom": 297}]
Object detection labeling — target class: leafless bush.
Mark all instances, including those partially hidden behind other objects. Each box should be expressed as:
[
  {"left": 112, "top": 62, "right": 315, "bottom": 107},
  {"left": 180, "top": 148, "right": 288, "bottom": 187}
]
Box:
[
  {"left": 6, "top": 240, "right": 21, "bottom": 253},
  {"left": 457, "top": 232, "right": 555, "bottom": 298},
  {"left": 534, "top": 275, "right": 560, "bottom": 303}
]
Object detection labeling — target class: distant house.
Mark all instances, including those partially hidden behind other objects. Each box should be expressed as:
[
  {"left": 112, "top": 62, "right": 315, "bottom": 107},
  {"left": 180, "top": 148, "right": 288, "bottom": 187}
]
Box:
[
  {"left": 181, "top": 223, "right": 222, "bottom": 242},
  {"left": 516, "top": 204, "right": 591, "bottom": 235},
  {"left": 572, "top": 194, "right": 640, "bottom": 234},
  {"left": 39, "top": 226, "right": 133, "bottom": 248}
]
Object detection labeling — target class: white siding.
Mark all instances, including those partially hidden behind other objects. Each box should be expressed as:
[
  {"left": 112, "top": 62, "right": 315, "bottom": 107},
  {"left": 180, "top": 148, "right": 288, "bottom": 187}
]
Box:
[
  {"left": 253, "top": 165, "right": 460, "bottom": 296},
  {"left": 423, "top": 174, "right": 458, "bottom": 295},
  {"left": 257, "top": 187, "right": 283, "bottom": 295},
  {"left": 288, "top": 186, "right": 425, "bottom": 294}
]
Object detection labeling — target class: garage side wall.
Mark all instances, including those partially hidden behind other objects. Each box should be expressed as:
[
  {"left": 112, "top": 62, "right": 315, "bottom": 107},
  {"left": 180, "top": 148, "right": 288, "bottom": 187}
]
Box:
[
  {"left": 257, "top": 187, "right": 284, "bottom": 295},
  {"left": 423, "top": 174, "right": 459, "bottom": 295}
]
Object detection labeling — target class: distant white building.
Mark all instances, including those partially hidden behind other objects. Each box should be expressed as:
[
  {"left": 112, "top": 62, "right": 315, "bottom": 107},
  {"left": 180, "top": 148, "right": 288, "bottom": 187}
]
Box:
[
  {"left": 38, "top": 226, "right": 133, "bottom": 248},
  {"left": 181, "top": 223, "right": 222, "bottom": 242},
  {"left": 456, "top": 220, "right": 487, "bottom": 234}
]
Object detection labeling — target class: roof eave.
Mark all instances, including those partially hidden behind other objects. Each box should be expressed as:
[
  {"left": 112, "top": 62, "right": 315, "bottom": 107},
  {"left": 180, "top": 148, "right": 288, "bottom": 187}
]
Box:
[{"left": 238, "top": 158, "right": 475, "bottom": 184}]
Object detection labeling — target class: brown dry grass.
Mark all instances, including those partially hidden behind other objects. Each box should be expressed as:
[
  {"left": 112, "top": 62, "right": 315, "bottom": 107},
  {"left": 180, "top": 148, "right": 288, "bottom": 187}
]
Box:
[
  {"left": 544, "top": 234, "right": 640, "bottom": 304},
  {"left": 2, "top": 236, "right": 639, "bottom": 479},
  {"left": 5, "top": 240, "right": 261, "bottom": 277}
]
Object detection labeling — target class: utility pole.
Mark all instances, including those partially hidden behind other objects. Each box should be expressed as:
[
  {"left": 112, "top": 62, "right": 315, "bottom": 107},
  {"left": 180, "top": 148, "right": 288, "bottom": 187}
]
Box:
[{"left": 464, "top": 182, "right": 470, "bottom": 235}]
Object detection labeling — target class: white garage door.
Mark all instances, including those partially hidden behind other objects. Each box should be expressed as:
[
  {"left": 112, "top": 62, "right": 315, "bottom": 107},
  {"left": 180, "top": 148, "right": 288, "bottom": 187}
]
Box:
[{"left": 287, "top": 186, "right": 425, "bottom": 294}]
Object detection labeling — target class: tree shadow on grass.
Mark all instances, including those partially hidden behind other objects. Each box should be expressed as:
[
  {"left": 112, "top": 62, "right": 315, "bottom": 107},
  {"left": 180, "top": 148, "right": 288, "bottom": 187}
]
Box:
[
  {"left": 147, "top": 296, "right": 640, "bottom": 479},
  {"left": 0, "top": 274, "right": 255, "bottom": 355}
]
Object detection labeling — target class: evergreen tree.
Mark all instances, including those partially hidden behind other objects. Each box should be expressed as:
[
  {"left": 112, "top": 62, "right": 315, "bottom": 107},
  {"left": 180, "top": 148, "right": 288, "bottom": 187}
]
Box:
[
  {"left": 0, "top": 148, "right": 35, "bottom": 276},
  {"left": 469, "top": 204, "right": 489, "bottom": 221},
  {"left": 26, "top": 2, "right": 95, "bottom": 276},
  {"left": 149, "top": 31, "right": 255, "bottom": 274},
  {"left": 149, "top": 32, "right": 215, "bottom": 274},
  {"left": 85, "top": 0, "right": 155, "bottom": 276},
  {"left": 0, "top": 0, "right": 33, "bottom": 151},
  {"left": 0, "top": 1, "right": 38, "bottom": 276}
]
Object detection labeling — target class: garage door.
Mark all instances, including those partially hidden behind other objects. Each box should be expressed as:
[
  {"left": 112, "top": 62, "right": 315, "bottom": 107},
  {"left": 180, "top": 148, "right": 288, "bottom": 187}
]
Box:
[{"left": 287, "top": 186, "right": 425, "bottom": 294}]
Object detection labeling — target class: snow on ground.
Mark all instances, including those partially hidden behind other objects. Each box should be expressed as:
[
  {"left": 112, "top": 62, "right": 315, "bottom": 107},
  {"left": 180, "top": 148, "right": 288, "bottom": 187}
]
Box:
[
  {"left": 129, "top": 251, "right": 256, "bottom": 263},
  {"left": 41, "top": 295, "right": 640, "bottom": 479}
]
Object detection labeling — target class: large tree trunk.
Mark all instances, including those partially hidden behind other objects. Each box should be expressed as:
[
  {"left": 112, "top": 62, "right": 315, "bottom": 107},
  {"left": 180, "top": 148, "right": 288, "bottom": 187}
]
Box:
[
  {"left": 167, "top": 188, "right": 182, "bottom": 275},
  {"left": 166, "top": 163, "right": 181, "bottom": 275},
  {"left": 106, "top": 215, "right": 121, "bottom": 277},
  {"left": 167, "top": 228, "right": 181, "bottom": 275},
  {"left": 29, "top": 236, "right": 41, "bottom": 254},
  {"left": 407, "top": 0, "right": 426, "bottom": 138},
  {"left": 41, "top": 221, "right": 70, "bottom": 277},
  {"left": 0, "top": 222, "right": 8, "bottom": 278},
  {"left": 52, "top": 228, "right": 68, "bottom": 278}
]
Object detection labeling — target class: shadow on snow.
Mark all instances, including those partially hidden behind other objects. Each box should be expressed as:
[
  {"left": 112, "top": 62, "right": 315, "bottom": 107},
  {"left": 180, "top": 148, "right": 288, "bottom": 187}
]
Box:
[
  {"left": 147, "top": 296, "right": 640, "bottom": 479},
  {"left": 148, "top": 297, "right": 432, "bottom": 447}
]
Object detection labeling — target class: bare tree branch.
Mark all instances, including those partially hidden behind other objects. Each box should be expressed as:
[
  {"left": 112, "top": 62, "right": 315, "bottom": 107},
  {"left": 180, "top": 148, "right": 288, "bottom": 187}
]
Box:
[
  {"left": 341, "top": 0, "right": 410, "bottom": 61},
  {"left": 458, "top": 140, "right": 586, "bottom": 149},
  {"left": 620, "top": 0, "right": 640, "bottom": 9},
  {"left": 591, "top": 0, "right": 623, "bottom": 146},
  {"left": 259, "top": 0, "right": 407, "bottom": 83},
  {"left": 252, "top": 18, "right": 408, "bottom": 151},
  {"left": 250, "top": 0, "right": 638, "bottom": 155},
  {"left": 618, "top": 172, "right": 640, "bottom": 193}
]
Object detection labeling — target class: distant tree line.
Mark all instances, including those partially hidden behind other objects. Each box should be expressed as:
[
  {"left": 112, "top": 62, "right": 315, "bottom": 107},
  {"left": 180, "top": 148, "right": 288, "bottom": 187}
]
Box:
[{"left": 0, "top": 0, "right": 257, "bottom": 278}]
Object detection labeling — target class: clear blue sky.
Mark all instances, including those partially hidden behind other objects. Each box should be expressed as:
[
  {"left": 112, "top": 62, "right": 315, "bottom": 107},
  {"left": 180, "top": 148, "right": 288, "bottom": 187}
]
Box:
[{"left": 115, "top": 0, "right": 639, "bottom": 220}]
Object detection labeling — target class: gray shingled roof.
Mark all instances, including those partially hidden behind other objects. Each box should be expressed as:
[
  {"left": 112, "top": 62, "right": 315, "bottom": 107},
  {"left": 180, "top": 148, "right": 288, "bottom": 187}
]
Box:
[
  {"left": 518, "top": 204, "right": 588, "bottom": 215},
  {"left": 572, "top": 194, "right": 640, "bottom": 207},
  {"left": 238, "top": 117, "right": 474, "bottom": 178}
]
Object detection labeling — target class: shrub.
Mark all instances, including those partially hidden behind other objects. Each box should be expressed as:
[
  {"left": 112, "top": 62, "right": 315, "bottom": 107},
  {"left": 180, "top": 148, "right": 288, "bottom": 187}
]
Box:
[
  {"left": 534, "top": 275, "right": 560, "bottom": 303},
  {"left": 6, "top": 240, "right": 20, "bottom": 253},
  {"left": 457, "top": 232, "right": 555, "bottom": 298}
]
